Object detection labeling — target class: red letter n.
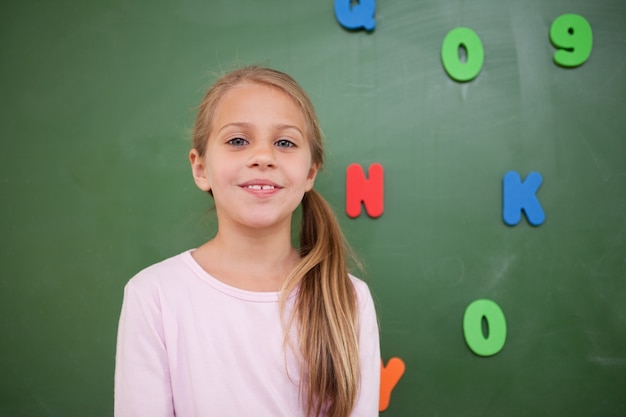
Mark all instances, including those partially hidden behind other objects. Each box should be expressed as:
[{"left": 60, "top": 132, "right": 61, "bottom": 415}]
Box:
[{"left": 346, "top": 163, "right": 384, "bottom": 218}]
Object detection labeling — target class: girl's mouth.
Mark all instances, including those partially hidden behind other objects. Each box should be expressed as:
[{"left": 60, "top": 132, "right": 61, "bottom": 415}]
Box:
[{"left": 245, "top": 185, "right": 276, "bottom": 190}]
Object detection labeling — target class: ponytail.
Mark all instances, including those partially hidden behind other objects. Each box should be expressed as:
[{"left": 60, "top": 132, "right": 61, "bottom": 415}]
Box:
[{"left": 281, "top": 190, "right": 360, "bottom": 417}]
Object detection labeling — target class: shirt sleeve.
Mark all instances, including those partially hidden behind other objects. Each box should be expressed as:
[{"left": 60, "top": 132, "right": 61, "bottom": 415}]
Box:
[
  {"left": 114, "top": 277, "right": 175, "bottom": 417},
  {"left": 350, "top": 279, "right": 381, "bottom": 417}
]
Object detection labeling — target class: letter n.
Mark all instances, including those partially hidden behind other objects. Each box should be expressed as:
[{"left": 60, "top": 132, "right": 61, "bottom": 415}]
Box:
[
  {"left": 346, "top": 163, "right": 384, "bottom": 218},
  {"left": 502, "top": 171, "right": 545, "bottom": 226}
]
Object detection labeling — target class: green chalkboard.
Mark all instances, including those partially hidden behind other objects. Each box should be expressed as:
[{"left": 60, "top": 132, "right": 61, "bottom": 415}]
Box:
[{"left": 1, "top": 0, "right": 624, "bottom": 415}]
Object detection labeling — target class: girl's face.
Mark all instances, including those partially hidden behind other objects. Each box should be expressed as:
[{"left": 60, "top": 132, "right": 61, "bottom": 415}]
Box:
[{"left": 190, "top": 82, "right": 319, "bottom": 232}]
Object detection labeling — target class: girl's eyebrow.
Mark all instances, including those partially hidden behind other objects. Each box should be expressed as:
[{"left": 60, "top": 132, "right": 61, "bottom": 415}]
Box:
[
  {"left": 275, "top": 123, "right": 304, "bottom": 136},
  {"left": 217, "top": 122, "right": 252, "bottom": 133},
  {"left": 218, "top": 122, "right": 304, "bottom": 136}
]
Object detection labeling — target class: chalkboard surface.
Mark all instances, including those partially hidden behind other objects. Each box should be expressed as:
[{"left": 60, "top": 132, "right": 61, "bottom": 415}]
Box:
[{"left": 1, "top": 0, "right": 624, "bottom": 416}]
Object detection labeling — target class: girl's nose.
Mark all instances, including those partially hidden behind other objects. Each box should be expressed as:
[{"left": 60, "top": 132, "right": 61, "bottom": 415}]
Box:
[{"left": 247, "top": 142, "right": 276, "bottom": 168}]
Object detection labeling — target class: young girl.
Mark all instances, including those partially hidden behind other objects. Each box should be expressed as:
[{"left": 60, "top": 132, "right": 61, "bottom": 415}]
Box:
[{"left": 114, "top": 66, "right": 380, "bottom": 417}]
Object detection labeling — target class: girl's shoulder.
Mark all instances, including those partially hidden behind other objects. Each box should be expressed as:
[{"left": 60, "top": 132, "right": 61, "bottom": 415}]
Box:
[
  {"left": 125, "top": 249, "right": 195, "bottom": 291},
  {"left": 348, "top": 273, "right": 369, "bottom": 292},
  {"left": 348, "top": 274, "right": 376, "bottom": 309}
]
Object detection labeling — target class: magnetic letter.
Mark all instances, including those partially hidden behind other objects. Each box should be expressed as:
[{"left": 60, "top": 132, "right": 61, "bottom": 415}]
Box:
[
  {"left": 441, "top": 27, "right": 484, "bottom": 82},
  {"left": 379, "top": 357, "right": 405, "bottom": 412},
  {"left": 502, "top": 171, "right": 545, "bottom": 226},
  {"left": 550, "top": 14, "right": 593, "bottom": 67},
  {"left": 346, "top": 163, "right": 384, "bottom": 218},
  {"left": 334, "top": 0, "right": 376, "bottom": 31},
  {"left": 463, "top": 299, "right": 507, "bottom": 357}
]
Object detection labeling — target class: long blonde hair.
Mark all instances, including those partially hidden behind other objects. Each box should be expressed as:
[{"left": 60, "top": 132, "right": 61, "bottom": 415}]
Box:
[{"left": 191, "top": 66, "right": 360, "bottom": 417}]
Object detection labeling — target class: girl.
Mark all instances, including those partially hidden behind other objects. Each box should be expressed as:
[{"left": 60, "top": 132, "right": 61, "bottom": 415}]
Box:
[{"left": 115, "top": 66, "right": 380, "bottom": 417}]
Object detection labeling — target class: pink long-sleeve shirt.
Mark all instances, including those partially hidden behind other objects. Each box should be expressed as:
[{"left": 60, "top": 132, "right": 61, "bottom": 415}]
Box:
[{"left": 115, "top": 250, "right": 380, "bottom": 417}]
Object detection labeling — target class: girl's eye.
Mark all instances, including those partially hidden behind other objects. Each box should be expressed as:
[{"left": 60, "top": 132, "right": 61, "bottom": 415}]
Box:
[
  {"left": 275, "top": 139, "right": 295, "bottom": 148},
  {"left": 227, "top": 137, "right": 248, "bottom": 147}
]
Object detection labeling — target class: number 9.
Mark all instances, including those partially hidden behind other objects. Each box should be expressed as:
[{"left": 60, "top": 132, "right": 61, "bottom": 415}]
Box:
[{"left": 550, "top": 14, "right": 593, "bottom": 68}]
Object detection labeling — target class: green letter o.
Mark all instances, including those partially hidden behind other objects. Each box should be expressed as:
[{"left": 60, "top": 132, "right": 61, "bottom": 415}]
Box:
[
  {"left": 441, "top": 27, "right": 484, "bottom": 82},
  {"left": 463, "top": 299, "right": 507, "bottom": 356}
]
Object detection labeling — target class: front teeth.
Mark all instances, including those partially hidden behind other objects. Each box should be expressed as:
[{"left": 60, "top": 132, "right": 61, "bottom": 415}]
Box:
[{"left": 247, "top": 185, "right": 275, "bottom": 190}]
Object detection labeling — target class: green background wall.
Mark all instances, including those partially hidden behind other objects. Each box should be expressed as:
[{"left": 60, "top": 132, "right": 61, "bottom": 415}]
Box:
[{"left": 1, "top": 0, "right": 624, "bottom": 415}]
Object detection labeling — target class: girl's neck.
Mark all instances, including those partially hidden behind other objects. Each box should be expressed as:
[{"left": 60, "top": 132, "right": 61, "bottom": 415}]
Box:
[{"left": 192, "top": 225, "right": 300, "bottom": 292}]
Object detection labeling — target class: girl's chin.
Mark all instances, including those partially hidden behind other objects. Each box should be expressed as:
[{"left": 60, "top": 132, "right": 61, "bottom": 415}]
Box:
[{"left": 223, "top": 214, "right": 294, "bottom": 231}]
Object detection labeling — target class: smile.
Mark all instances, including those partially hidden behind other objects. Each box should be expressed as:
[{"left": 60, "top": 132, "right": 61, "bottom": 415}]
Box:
[{"left": 246, "top": 185, "right": 276, "bottom": 190}]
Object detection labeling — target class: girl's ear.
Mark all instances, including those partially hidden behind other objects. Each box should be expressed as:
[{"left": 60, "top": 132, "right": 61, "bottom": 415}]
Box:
[
  {"left": 189, "top": 149, "right": 211, "bottom": 192},
  {"left": 305, "top": 162, "right": 320, "bottom": 192}
]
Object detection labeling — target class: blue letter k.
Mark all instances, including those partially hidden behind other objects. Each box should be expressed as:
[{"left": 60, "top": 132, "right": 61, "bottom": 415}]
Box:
[{"left": 503, "top": 171, "right": 545, "bottom": 226}]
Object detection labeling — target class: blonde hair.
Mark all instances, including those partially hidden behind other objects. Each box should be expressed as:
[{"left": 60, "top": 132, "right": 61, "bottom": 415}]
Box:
[{"left": 191, "top": 66, "right": 360, "bottom": 417}]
